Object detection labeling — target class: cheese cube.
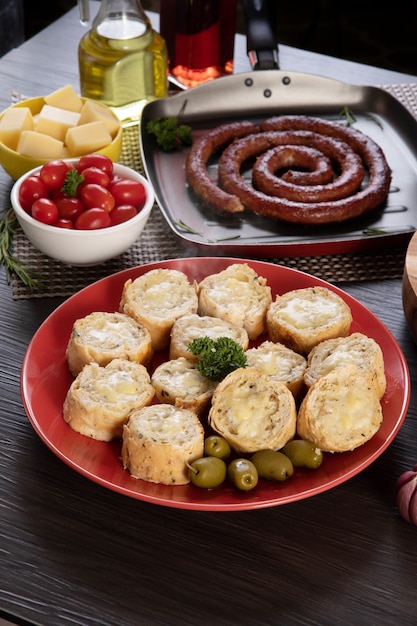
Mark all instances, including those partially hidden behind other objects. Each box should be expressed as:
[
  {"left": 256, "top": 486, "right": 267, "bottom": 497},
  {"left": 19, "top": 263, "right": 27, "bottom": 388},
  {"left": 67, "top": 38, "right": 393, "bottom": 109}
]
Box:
[
  {"left": 36, "top": 105, "right": 81, "bottom": 142},
  {"left": 44, "top": 84, "right": 83, "bottom": 113},
  {"left": 78, "top": 100, "right": 120, "bottom": 138},
  {"left": 17, "top": 130, "right": 66, "bottom": 159},
  {"left": 0, "top": 107, "right": 34, "bottom": 150},
  {"left": 65, "top": 121, "right": 112, "bottom": 156}
]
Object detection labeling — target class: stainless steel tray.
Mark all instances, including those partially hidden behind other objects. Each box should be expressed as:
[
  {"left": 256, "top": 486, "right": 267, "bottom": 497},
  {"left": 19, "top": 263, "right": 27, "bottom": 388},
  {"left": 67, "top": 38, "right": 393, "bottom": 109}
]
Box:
[{"left": 140, "top": 70, "right": 417, "bottom": 257}]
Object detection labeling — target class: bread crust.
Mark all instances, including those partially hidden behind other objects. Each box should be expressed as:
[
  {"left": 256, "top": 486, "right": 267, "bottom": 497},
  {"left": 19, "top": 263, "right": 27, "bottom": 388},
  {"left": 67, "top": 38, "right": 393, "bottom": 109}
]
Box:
[
  {"left": 66, "top": 311, "right": 153, "bottom": 376},
  {"left": 304, "top": 332, "right": 386, "bottom": 398},
  {"left": 119, "top": 268, "right": 198, "bottom": 351},
  {"left": 297, "top": 364, "right": 383, "bottom": 452},
  {"left": 122, "top": 404, "right": 205, "bottom": 485},
  {"left": 208, "top": 367, "right": 297, "bottom": 453},
  {"left": 63, "top": 359, "right": 154, "bottom": 441},
  {"left": 266, "top": 286, "right": 352, "bottom": 354},
  {"left": 197, "top": 263, "right": 272, "bottom": 340}
]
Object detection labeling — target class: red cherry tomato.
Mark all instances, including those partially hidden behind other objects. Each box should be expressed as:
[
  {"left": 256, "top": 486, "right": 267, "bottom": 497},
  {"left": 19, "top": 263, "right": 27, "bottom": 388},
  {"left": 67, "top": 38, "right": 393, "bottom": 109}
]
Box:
[
  {"left": 79, "top": 166, "right": 111, "bottom": 188},
  {"left": 75, "top": 207, "right": 111, "bottom": 230},
  {"left": 77, "top": 154, "right": 113, "bottom": 177},
  {"left": 31, "top": 198, "right": 59, "bottom": 225},
  {"left": 80, "top": 184, "right": 115, "bottom": 212},
  {"left": 18, "top": 175, "right": 48, "bottom": 212},
  {"left": 109, "top": 179, "right": 147, "bottom": 209},
  {"left": 55, "top": 218, "right": 74, "bottom": 229},
  {"left": 55, "top": 197, "right": 84, "bottom": 222},
  {"left": 110, "top": 204, "right": 138, "bottom": 225},
  {"left": 40, "top": 160, "right": 74, "bottom": 190}
]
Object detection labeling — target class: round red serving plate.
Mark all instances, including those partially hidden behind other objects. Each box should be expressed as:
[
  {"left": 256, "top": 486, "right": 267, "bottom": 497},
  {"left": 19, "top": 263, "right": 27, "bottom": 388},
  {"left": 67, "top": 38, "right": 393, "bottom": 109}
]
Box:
[{"left": 21, "top": 257, "right": 410, "bottom": 511}]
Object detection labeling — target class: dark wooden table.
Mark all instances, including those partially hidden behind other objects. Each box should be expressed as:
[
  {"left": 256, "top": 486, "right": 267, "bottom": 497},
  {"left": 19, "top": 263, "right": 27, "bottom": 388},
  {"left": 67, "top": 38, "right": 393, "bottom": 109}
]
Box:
[{"left": 1, "top": 5, "right": 417, "bottom": 626}]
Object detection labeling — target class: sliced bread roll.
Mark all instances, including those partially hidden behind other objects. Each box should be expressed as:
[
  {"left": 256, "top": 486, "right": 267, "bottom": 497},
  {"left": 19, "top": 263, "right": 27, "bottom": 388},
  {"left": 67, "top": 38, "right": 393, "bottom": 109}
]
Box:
[
  {"left": 266, "top": 286, "right": 352, "bottom": 354},
  {"left": 66, "top": 311, "right": 153, "bottom": 376},
  {"left": 197, "top": 263, "right": 272, "bottom": 340},
  {"left": 297, "top": 364, "right": 383, "bottom": 452},
  {"left": 63, "top": 358, "right": 154, "bottom": 441},
  {"left": 169, "top": 313, "right": 249, "bottom": 361},
  {"left": 245, "top": 340, "right": 307, "bottom": 398},
  {"left": 119, "top": 268, "right": 198, "bottom": 351},
  {"left": 208, "top": 367, "right": 297, "bottom": 453},
  {"left": 151, "top": 357, "right": 217, "bottom": 416},
  {"left": 122, "top": 404, "right": 205, "bottom": 485},
  {"left": 304, "top": 332, "right": 386, "bottom": 398}
]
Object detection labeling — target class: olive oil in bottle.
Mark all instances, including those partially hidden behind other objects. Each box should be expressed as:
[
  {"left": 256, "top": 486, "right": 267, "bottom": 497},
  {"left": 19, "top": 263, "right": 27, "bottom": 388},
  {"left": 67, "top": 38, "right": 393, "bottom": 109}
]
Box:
[{"left": 78, "top": 0, "right": 168, "bottom": 125}]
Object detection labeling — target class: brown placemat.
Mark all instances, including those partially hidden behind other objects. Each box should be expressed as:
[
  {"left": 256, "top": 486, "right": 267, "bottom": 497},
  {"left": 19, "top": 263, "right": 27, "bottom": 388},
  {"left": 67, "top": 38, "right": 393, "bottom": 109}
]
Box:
[{"left": 10, "top": 83, "right": 416, "bottom": 299}]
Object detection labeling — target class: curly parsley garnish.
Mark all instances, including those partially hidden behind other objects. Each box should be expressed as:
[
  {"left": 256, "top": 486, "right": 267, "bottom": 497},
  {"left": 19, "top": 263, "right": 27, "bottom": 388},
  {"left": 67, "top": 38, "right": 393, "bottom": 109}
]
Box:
[{"left": 188, "top": 336, "right": 247, "bottom": 381}]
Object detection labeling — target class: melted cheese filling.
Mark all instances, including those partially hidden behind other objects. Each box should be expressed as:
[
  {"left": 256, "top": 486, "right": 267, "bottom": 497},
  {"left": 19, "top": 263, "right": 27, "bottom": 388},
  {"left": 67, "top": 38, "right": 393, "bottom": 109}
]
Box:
[{"left": 277, "top": 297, "right": 342, "bottom": 329}]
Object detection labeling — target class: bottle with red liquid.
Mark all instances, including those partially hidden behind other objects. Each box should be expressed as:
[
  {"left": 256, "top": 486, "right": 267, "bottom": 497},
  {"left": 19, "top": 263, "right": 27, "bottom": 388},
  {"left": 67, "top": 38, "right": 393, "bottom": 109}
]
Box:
[{"left": 159, "top": 0, "right": 237, "bottom": 88}]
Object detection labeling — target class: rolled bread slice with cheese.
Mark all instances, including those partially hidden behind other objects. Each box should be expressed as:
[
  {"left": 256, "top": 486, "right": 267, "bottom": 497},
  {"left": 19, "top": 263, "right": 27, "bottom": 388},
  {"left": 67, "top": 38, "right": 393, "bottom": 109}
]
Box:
[
  {"left": 66, "top": 311, "right": 153, "bottom": 376},
  {"left": 119, "top": 268, "right": 198, "bottom": 351},
  {"left": 197, "top": 263, "right": 272, "bottom": 340},
  {"left": 169, "top": 313, "right": 249, "bottom": 361},
  {"left": 208, "top": 367, "right": 297, "bottom": 454},
  {"left": 151, "top": 357, "right": 217, "bottom": 416},
  {"left": 304, "top": 332, "right": 386, "bottom": 398},
  {"left": 266, "top": 286, "right": 353, "bottom": 354},
  {"left": 122, "top": 404, "right": 205, "bottom": 485},
  {"left": 297, "top": 364, "right": 383, "bottom": 452},
  {"left": 245, "top": 340, "right": 307, "bottom": 399},
  {"left": 63, "top": 358, "right": 154, "bottom": 441}
]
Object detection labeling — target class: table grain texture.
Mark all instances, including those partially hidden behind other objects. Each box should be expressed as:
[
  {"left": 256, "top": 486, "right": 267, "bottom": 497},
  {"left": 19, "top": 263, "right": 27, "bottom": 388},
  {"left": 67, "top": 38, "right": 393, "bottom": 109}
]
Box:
[{"left": 1, "top": 5, "right": 417, "bottom": 626}]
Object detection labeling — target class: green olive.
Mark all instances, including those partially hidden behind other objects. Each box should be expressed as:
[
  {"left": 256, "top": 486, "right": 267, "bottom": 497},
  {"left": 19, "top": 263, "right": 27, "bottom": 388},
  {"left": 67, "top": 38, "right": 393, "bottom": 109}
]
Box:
[
  {"left": 251, "top": 449, "right": 294, "bottom": 482},
  {"left": 204, "top": 435, "right": 231, "bottom": 460},
  {"left": 282, "top": 439, "right": 323, "bottom": 469},
  {"left": 188, "top": 456, "right": 227, "bottom": 488},
  {"left": 227, "top": 458, "right": 258, "bottom": 491}
]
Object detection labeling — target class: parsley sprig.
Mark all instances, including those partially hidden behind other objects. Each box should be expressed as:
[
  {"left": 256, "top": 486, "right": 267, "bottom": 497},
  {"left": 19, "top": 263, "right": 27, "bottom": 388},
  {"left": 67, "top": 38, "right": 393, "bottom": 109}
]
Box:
[{"left": 188, "top": 336, "right": 247, "bottom": 381}]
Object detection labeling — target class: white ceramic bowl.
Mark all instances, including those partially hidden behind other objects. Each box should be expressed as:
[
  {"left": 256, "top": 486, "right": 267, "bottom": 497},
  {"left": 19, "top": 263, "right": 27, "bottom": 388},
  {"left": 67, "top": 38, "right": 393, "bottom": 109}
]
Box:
[{"left": 10, "top": 161, "right": 155, "bottom": 266}]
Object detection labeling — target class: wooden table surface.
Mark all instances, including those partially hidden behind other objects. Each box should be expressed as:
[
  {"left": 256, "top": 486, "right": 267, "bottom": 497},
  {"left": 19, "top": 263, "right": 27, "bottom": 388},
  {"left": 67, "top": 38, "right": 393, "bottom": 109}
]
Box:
[{"left": 1, "top": 5, "right": 417, "bottom": 626}]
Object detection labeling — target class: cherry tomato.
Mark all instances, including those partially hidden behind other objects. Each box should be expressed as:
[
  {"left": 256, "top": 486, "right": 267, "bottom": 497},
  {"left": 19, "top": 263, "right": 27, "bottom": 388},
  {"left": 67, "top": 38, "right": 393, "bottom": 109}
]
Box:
[
  {"left": 109, "top": 179, "right": 147, "bottom": 209},
  {"left": 31, "top": 198, "right": 59, "bottom": 225},
  {"left": 55, "top": 218, "right": 74, "bottom": 229},
  {"left": 75, "top": 207, "right": 111, "bottom": 230},
  {"left": 80, "top": 183, "right": 115, "bottom": 213},
  {"left": 77, "top": 154, "right": 113, "bottom": 177},
  {"left": 40, "top": 160, "right": 73, "bottom": 190},
  {"left": 79, "top": 166, "right": 111, "bottom": 188},
  {"left": 55, "top": 197, "right": 84, "bottom": 222},
  {"left": 109, "top": 204, "right": 138, "bottom": 225},
  {"left": 18, "top": 175, "right": 48, "bottom": 212}
]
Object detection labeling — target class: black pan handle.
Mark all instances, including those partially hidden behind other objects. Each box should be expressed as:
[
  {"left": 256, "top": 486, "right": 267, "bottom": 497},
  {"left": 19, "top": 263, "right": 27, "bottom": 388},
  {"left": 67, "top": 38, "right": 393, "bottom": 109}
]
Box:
[{"left": 242, "top": 0, "right": 279, "bottom": 70}]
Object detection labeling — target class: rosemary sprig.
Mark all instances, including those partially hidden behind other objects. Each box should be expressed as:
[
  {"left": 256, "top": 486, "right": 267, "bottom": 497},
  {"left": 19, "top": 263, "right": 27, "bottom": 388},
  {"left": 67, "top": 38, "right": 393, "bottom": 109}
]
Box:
[
  {"left": 0, "top": 208, "right": 44, "bottom": 289},
  {"left": 339, "top": 106, "right": 357, "bottom": 125}
]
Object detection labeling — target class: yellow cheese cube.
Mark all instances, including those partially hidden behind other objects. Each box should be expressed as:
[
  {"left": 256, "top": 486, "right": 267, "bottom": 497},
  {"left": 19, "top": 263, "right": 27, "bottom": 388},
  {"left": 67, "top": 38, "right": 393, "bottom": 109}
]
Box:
[
  {"left": 0, "top": 107, "right": 34, "bottom": 150},
  {"left": 78, "top": 100, "right": 120, "bottom": 138},
  {"left": 17, "top": 130, "right": 66, "bottom": 159},
  {"left": 65, "top": 121, "right": 112, "bottom": 156},
  {"left": 44, "top": 84, "right": 83, "bottom": 113},
  {"left": 36, "top": 105, "right": 81, "bottom": 142}
]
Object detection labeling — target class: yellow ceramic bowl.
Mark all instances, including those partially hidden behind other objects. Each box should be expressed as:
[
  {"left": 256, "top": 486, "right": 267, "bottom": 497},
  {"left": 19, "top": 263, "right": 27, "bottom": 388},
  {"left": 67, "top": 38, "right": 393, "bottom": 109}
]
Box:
[{"left": 0, "top": 96, "right": 123, "bottom": 180}]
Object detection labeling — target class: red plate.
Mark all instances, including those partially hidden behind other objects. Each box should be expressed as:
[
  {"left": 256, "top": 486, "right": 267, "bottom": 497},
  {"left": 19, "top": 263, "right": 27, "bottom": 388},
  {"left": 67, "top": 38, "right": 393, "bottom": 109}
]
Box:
[{"left": 21, "top": 258, "right": 410, "bottom": 511}]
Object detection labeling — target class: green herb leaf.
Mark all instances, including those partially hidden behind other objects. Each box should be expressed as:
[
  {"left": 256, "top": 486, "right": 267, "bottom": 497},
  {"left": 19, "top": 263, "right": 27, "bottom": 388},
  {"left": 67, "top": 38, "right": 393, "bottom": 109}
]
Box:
[
  {"left": 188, "top": 336, "right": 247, "bottom": 381},
  {"left": 146, "top": 116, "right": 193, "bottom": 152},
  {"left": 61, "top": 168, "right": 84, "bottom": 197},
  {"left": 0, "top": 208, "right": 44, "bottom": 289}
]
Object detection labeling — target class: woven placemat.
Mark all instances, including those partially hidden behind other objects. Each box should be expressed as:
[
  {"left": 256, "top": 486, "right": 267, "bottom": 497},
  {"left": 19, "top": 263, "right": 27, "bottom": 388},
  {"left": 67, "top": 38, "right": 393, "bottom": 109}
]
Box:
[{"left": 10, "top": 83, "right": 416, "bottom": 300}]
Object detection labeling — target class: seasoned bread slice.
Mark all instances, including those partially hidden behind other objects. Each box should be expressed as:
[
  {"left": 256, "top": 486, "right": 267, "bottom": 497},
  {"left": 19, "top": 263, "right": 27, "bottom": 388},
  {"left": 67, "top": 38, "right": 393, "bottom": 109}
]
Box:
[
  {"left": 151, "top": 357, "right": 217, "bottom": 416},
  {"left": 266, "top": 286, "right": 352, "bottom": 354},
  {"left": 63, "top": 358, "right": 154, "bottom": 441},
  {"left": 122, "top": 404, "right": 205, "bottom": 485},
  {"left": 297, "top": 364, "right": 383, "bottom": 452},
  {"left": 245, "top": 340, "right": 307, "bottom": 398},
  {"left": 66, "top": 311, "right": 153, "bottom": 376},
  {"left": 208, "top": 367, "right": 297, "bottom": 453},
  {"left": 197, "top": 263, "right": 272, "bottom": 340},
  {"left": 169, "top": 313, "right": 249, "bottom": 361},
  {"left": 304, "top": 332, "right": 386, "bottom": 398},
  {"left": 119, "top": 268, "right": 198, "bottom": 351}
]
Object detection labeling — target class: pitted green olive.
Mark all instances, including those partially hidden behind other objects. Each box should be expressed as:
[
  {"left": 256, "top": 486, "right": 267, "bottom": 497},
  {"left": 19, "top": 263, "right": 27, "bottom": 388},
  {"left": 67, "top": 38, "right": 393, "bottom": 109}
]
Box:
[
  {"left": 282, "top": 439, "right": 323, "bottom": 469},
  {"left": 188, "top": 456, "right": 227, "bottom": 488},
  {"left": 227, "top": 458, "right": 258, "bottom": 491},
  {"left": 204, "top": 435, "right": 231, "bottom": 460},
  {"left": 251, "top": 449, "right": 294, "bottom": 482}
]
